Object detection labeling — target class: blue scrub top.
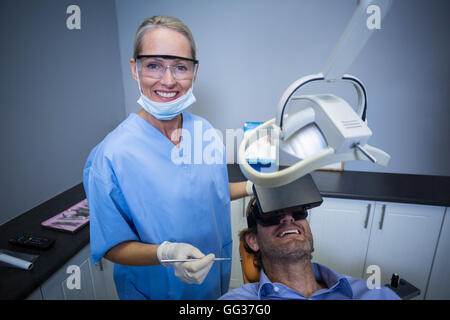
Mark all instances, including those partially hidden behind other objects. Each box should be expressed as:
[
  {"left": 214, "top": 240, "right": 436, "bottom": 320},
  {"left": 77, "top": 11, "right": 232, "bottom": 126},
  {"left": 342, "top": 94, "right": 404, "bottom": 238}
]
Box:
[{"left": 83, "top": 112, "right": 232, "bottom": 300}]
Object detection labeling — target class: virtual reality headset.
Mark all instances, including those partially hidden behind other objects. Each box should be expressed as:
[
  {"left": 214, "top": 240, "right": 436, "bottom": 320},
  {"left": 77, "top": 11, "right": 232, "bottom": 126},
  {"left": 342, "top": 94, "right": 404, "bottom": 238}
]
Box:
[{"left": 247, "top": 174, "right": 323, "bottom": 228}]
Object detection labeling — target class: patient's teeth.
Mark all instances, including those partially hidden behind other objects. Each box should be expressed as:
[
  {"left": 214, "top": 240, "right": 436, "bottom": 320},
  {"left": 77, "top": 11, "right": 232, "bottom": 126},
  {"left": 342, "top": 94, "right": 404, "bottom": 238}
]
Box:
[{"left": 280, "top": 229, "right": 299, "bottom": 237}]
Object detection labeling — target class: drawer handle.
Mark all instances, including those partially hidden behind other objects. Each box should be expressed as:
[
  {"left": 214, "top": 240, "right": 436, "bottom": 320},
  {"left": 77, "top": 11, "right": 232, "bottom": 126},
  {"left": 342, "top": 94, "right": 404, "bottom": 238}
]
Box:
[
  {"left": 96, "top": 259, "right": 104, "bottom": 271},
  {"left": 364, "top": 204, "right": 371, "bottom": 229},
  {"left": 379, "top": 205, "right": 386, "bottom": 230}
]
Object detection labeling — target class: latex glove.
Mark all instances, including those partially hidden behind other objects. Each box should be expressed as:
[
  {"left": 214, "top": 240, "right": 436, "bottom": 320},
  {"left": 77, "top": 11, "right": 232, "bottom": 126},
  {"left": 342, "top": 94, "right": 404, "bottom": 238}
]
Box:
[
  {"left": 157, "top": 241, "right": 215, "bottom": 284},
  {"left": 246, "top": 180, "right": 254, "bottom": 196}
]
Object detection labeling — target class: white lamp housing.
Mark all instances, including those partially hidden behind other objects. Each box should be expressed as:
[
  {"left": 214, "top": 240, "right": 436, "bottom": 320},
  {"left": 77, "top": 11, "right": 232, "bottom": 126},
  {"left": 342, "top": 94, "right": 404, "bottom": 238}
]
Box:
[
  {"left": 238, "top": 0, "right": 392, "bottom": 187},
  {"left": 283, "top": 93, "right": 372, "bottom": 156},
  {"left": 238, "top": 73, "right": 391, "bottom": 187}
]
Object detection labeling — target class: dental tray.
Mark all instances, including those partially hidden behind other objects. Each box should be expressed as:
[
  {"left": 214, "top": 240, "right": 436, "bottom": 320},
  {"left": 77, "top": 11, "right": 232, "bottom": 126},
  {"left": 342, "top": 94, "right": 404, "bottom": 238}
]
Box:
[{"left": 41, "top": 199, "right": 89, "bottom": 233}]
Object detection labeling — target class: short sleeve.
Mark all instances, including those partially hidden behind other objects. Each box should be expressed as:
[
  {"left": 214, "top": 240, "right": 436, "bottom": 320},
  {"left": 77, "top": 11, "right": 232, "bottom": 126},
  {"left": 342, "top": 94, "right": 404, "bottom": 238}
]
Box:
[{"left": 84, "top": 165, "right": 139, "bottom": 264}]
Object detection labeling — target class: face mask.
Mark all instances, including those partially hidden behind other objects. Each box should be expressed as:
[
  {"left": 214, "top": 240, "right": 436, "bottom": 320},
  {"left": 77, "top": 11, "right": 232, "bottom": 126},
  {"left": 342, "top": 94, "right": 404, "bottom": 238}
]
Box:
[{"left": 135, "top": 63, "right": 196, "bottom": 120}]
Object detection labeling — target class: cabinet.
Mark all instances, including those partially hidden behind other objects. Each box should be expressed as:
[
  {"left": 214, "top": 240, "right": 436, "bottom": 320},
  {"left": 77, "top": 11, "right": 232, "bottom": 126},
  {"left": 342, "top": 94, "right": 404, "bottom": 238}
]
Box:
[
  {"left": 40, "top": 245, "right": 95, "bottom": 299},
  {"left": 25, "top": 287, "right": 43, "bottom": 300},
  {"left": 363, "top": 202, "right": 444, "bottom": 300},
  {"left": 309, "top": 198, "right": 445, "bottom": 300},
  {"left": 90, "top": 255, "right": 119, "bottom": 300},
  {"left": 425, "top": 207, "right": 450, "bottom": 299},
  {"left": 309, "top": 198, "right": 375, "bottom": 279},
  {"left": 36, "top": 245, "right": 118, "bottom": 300}
]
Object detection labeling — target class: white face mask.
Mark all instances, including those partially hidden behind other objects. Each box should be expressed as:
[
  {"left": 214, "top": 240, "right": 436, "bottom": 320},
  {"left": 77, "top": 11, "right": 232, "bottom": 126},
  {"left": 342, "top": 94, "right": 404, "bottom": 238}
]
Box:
[{"left": 135, "top": 63, "right": 196, "bottom": 120}]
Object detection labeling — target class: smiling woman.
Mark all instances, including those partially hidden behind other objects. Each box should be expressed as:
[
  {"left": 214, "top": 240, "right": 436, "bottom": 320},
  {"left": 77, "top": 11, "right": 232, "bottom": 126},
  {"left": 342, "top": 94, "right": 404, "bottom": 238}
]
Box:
[
  {"left": 83, "top": 14, "right": 251, "bottom": 300},
  {"left": 131, "top": 28, "right": 197, "bottom": 120},
  {"left": 130, "top": 16, "right": 197, "bottom": 106}
]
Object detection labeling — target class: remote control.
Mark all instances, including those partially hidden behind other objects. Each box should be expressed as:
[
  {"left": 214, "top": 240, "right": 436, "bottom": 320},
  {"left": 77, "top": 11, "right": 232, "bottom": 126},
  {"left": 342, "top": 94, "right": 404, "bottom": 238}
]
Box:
[{"left": 9, "top": 234, "right": 55, "bottom": 250}]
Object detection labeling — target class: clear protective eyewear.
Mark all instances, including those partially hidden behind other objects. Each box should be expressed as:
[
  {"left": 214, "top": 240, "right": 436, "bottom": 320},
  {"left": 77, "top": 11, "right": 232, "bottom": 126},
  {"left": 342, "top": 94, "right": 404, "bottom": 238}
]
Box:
[{"left": 136, "top": 54, "right": 198, "bottom": 80}]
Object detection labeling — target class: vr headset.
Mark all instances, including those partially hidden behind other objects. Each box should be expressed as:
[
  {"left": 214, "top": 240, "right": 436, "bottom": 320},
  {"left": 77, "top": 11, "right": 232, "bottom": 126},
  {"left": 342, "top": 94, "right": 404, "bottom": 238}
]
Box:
[{"left": 247, "top": 174, "right": 323, "bottom": 228}]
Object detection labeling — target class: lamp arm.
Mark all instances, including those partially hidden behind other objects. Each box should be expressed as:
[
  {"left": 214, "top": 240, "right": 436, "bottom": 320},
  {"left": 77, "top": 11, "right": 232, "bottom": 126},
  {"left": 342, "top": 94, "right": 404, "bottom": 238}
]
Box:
[
  {"left": 342, "top": 74, "right": 367, "bottom": 120},
  {"left": 321, "top": 0, "right": 393, "bottom": 82},
  {"left": 276, "top": 72, "right": 368, "bottom": 132},
  {"left": 239, "top": 137, "right": 390, "bottom": 187},
  {"left": 275, "top": 73, "right": 324, "bottom": 130}
]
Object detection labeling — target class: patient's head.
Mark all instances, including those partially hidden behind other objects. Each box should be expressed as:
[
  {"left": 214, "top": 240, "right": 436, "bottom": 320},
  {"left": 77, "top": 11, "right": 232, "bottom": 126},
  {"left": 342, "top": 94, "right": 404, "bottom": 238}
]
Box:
[{"left": 240, "top": 198, "right": 315, "bottom": 270}]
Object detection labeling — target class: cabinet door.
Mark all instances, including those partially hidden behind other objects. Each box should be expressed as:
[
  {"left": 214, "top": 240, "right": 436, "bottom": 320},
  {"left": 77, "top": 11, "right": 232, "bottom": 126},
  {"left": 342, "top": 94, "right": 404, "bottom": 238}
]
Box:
[
  {"left": 364, "top": 202, "right": 445, "bottom": 300},
  {"left": 90, "top": 257, "right": 119, "bottom": 300},
  {"left": 25, "top": 287, "right": 43, "bottom": 300},
  {"left": 425, "top": 208, "right": 450, "bottom": 299},
  {"left": 229, "top": 198, "right": 245, "bottom": 290},
  {"left": 41, "top": 245, "right": 96, "bottom": 300},
  {"left": 309, "top": 197, "right": 375, "bottom": 279}
]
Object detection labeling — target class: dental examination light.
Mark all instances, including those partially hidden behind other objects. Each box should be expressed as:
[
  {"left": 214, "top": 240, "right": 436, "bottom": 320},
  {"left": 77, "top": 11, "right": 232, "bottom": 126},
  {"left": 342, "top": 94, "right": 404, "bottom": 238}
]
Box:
[{"left": 239, "top": 0, "right": 393, "bottom": 187}]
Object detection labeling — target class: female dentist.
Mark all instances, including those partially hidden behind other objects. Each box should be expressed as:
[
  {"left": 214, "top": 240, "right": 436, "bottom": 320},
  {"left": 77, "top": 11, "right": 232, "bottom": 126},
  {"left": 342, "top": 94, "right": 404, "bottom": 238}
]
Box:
[{"left": 83, "top": 15, "right": 252, "bottom": 299}]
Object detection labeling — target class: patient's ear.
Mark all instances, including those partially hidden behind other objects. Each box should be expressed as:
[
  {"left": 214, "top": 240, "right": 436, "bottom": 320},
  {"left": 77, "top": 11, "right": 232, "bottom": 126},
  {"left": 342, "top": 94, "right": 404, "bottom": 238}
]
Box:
[{"left": 245, "top": 232, "right": 260, "bottom": 252}]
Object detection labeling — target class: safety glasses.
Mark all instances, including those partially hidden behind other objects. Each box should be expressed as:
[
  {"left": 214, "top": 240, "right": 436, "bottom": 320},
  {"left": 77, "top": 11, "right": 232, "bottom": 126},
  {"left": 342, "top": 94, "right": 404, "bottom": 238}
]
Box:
[
  {"left": 136, "top": 55, "right": 199, "bottom": 80},
  {"left": 248, "top": 201, "right": 308, "bottom": 227}
]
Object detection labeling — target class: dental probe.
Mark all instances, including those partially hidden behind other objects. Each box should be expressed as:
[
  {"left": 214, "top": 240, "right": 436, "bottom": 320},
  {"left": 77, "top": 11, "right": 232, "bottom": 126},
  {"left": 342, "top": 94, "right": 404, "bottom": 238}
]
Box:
[{"left": 160, "top": 258, "right": 232, "bottom": 263}]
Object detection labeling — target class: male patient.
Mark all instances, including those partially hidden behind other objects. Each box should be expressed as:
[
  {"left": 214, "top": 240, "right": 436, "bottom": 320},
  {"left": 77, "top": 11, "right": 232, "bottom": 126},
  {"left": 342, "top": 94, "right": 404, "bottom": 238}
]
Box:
[{"left": 220, "top": 177, "right": 400, "bottom": 300}]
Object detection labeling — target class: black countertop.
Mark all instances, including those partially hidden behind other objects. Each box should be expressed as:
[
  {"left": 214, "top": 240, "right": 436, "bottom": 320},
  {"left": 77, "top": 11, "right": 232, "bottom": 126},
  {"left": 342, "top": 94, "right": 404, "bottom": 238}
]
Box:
[
  {"left": 227, "top": 164, "right": 450, "bottom": 207},
  {"left": 310, "top": 170, "right": 450, "bottom": 207},
  {"left": 1, "top": 165, "right": 449, "bottom": 299},
  {"left": 0, "top": 184, "right": 87, "bottom": 300}
]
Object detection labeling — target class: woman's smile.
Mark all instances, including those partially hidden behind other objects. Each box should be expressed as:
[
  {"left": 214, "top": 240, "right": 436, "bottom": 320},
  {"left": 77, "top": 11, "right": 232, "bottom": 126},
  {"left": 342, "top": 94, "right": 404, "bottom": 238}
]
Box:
[{"left": 154, "top": 90, "right": 180, "bottom": 101}]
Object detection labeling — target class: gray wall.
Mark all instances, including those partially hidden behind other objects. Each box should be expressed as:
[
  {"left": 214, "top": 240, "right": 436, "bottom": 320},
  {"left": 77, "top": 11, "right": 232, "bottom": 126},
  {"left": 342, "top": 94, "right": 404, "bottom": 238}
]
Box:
[
  {"left": 116, "top": 0, "right": 450, "bottom": 176},
  {"left": 0, "top": 0, "right": 126, "bottom": 225}
]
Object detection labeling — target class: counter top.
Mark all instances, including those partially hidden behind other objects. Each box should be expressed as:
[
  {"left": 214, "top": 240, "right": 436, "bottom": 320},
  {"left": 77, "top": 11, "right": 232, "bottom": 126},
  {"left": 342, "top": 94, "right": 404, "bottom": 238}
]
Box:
[
  {"left": 1, "top": 165, "right": 449, "bottom": 299},
  {"left": 228, "top": 164, "right": 450, "bottom": 207},
  {"left": 0, "top": 184, "right": 87, "bottom": 300},
  {"left": 309, "top": 170, "right": 450, "bottom": 207}
]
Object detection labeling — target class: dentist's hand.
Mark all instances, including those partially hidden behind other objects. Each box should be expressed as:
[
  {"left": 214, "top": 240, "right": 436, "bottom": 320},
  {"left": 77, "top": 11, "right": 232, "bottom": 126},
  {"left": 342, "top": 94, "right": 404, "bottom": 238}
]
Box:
[{"left": 157, "top": 241, "right": 215, "bottom": 284}]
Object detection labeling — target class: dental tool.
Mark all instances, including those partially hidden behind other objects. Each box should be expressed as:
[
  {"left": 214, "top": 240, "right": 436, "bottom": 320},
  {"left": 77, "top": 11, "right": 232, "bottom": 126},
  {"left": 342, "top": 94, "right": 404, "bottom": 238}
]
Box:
[{"left": 160, "top": 258, "right": 232, "bottom": 263}]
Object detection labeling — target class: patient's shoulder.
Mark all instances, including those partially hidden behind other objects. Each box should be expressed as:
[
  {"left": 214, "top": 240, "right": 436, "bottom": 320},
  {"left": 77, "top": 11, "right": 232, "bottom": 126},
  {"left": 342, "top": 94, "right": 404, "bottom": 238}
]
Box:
[{"left": 219, "top": 283, "right": 260, "bottom": 300}]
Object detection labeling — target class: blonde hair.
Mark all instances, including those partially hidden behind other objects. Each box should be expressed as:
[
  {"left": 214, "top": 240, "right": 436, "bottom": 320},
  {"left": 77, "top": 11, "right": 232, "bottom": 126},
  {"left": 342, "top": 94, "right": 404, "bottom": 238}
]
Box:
[{"left": 133, "top": 15, "right": 196, "bottom": 60}]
